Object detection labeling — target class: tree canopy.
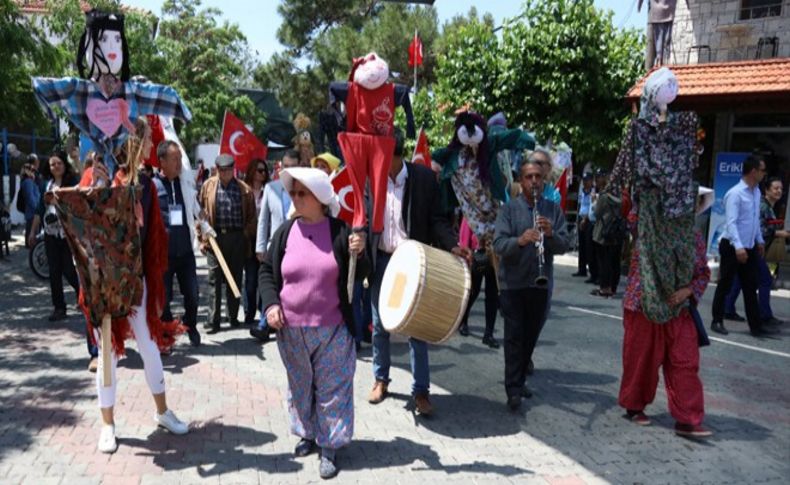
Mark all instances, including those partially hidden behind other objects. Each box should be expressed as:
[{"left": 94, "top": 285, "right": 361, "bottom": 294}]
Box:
[{"left": 10, "top": 0, "right": 263, "bottom": 150}]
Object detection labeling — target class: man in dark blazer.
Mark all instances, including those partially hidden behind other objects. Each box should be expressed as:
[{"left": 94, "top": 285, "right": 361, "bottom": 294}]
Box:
[{"left": 367, "top": 128, "right": 471, "bottom": 416}]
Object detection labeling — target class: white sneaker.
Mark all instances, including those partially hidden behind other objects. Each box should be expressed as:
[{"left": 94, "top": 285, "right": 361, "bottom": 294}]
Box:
[
  {"left": 155, "top": 409, "right": 189, "bottom": 435},
  {"left": 97, "top": 425, "right": 118, "bottom": 453}
]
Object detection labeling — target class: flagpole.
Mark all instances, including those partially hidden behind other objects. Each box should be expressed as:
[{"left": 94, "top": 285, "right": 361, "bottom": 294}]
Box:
[{"left": 413, "top": 29, "right": 418, "bottom": 93}]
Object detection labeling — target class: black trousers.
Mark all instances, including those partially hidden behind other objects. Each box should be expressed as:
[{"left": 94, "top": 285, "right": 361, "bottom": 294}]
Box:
[
  {"left": 500, "top": 288, "right": 548, "bottom": 398},
  {"left": 597, "top": 241, "right": 623, "bottom": 292},
  {"left": 577, "top": 220, "right": 591, "bottom": 275},
  {"left": 45, "top": 235, "right": 79, "bottom": 311},
  {"left": 712, "top": 238, "right": 762, "bottom": 333},
  {"left": 243, "top": 255, "right": 260, "bottom": 323},
  {"left": 460, "top": 261, "right": 499, "bottom": 337},
  {"left": 589, "top": 237, "right": 600, "bottom": 281},
  {"left": 207, "top": 230, "right": 245, "bottom": 325},
  {"left": 162, "top": 252, "right": 199, "bottom": 330}
]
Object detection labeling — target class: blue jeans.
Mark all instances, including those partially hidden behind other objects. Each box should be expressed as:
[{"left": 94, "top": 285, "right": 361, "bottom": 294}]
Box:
[
  {"left": 352, "top": 280, "right": 372, "bottom": 343},
  {"left": 724, "top": 256, "right": 774, "bottom": 320},
  {"left": 371, "top": 251, "right": 430, "bottom": 395},
  {"left": 162, "top": 252, "right": 199, "bottom": 329}
]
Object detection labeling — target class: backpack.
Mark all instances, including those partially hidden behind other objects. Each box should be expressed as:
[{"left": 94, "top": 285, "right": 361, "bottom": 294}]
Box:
[
  {"left": 602, "top": 214, "right": 627, "bottom": 242},
  {"left": 16, "top": 179, "right": 26, "bottom": 213}
]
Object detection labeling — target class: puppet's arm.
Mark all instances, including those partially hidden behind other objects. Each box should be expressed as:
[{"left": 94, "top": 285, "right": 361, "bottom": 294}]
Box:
[
  {"left": 489, "top": 128, "right": 535, "bottom": 154},
  {"left": 132, "top": 82, "right": 192, "bottom": 122},
  {"left": 31, "top": 77, "right": 85, "bottom": 123},
  {"left": 394, "top": 84, "right": 416, "bottom": 138}
]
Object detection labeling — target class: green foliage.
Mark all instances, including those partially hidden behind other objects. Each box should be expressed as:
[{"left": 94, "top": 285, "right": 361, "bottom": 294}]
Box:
[
  {"left": 497, "top": 0, "right": 644, "bottom": 164},
  {"left": 26, "top": 0, "right": 263, "bottom": 150},
  {"left": 432, "top": 0, "right": 644, "bottom": 165},
  {"left": 256, "top": 2, "right": 440, "bottom": 121},
  {"left": 276, "top": 0, "right": 381, "bottom": 54},
  {"left": 0, "top": 0, "right": 69, "bottom": 132}
]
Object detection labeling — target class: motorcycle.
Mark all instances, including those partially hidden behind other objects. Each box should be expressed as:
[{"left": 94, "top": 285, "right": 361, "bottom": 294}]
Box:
[{"left": 29, "top": 231, "right": 49, "bottom": 280}]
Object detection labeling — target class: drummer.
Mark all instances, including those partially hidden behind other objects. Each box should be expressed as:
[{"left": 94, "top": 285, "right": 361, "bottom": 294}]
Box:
[{"left": 367, "top": 128, "right": 472, "bottom": 416}]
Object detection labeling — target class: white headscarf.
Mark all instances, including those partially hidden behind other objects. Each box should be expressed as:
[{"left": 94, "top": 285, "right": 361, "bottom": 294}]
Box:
[{"left": 279, "top": 167, "right": 340, "bottom": 217}]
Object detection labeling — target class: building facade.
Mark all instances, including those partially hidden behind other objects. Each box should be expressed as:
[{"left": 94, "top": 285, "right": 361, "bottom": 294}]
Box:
[{"left": 670, "top": 0, "right": 790, "bottom": 64}]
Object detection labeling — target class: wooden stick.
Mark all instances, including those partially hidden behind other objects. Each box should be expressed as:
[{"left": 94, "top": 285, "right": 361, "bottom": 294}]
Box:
[
  {"left": 101, "top": 315, "right": 112, "bottom": 388},
  {"left": 347, "top": 252, "right": 357, "bottom": 304},
  {"left": 207, "top": 235, "right": 241, "bottom": 299}
]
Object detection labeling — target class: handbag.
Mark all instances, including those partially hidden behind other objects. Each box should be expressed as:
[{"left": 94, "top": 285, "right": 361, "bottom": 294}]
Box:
[
  {"left": 689, "top": 304, "right": 710, "bottom": 348},
  {"left": 765, "top": 237, "right": 786, "bottom": 263},
  {"left": 471, "top": 249, "right": 490, "bottom": 274}
]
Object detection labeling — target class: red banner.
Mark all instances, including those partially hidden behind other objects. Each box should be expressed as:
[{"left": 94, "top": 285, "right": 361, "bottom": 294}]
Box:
[{"left": 219, "top": 111, "right": 267, "bottom": 173}]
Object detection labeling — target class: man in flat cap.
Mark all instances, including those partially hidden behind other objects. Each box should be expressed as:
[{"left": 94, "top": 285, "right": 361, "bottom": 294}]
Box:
[{"left": 198, "top": 154, "right": 257, "bottom": 334}]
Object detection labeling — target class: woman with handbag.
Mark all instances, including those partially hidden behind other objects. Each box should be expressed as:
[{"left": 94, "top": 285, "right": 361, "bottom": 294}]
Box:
[
  {"left": 258, "top": 167, "right": 369, "bottom": 480},
  {"left": 457, "top": 217, "right": 500, "bottom": 348}
]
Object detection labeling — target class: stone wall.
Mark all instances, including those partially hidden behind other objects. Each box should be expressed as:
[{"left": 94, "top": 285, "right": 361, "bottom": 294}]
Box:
[{"left": 669, "top": 0, "right": 790, "bottom": 64}]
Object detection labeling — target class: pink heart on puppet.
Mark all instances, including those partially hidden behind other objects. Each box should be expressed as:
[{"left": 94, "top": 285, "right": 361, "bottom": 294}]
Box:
[{"left": 87, "top": 98, "right": 131, "bottom": 137}]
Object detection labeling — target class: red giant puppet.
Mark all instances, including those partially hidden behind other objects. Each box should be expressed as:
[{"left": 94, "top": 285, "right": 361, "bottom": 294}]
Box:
[{"left": 329, "top": 52, "right": 415, "bottom": 232}]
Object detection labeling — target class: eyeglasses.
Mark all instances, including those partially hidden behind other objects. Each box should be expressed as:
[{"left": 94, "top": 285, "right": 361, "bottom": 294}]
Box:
[
  {"left": 289, "top": 189, "right": 309, "bottom": 198},
  {"left": 218, "top": 167, "right": 234, "bottom": 172},
  {"left": 256, "top": 167, "right": 267, "bottom": 174}
]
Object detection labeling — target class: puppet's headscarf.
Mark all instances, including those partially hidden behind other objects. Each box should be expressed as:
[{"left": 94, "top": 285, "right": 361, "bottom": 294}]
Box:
[{"left": 638, "top": 67, "right": 678, "bottom": 124}]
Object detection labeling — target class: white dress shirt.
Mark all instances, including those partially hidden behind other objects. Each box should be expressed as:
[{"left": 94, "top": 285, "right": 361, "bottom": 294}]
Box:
[
  {"left": 379, "top": 162, "right": 409, "bottom": 253},
  {"left": 723, "top": 179, "right": 764, "bottom": 250}
]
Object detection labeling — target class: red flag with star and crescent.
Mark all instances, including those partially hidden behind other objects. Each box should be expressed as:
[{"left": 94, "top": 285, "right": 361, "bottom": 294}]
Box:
[
  {"left": 331, "top": 168, "right": 355, "bottom": 226},
  {"left": 219, "top": 111, "right": 267, "bottom": 173},
  {"left": 408, "top": 32, "right": 423, "bottom": 67},
  {"left": 411, "top": 127, "right": 432, "bottom": 169}
]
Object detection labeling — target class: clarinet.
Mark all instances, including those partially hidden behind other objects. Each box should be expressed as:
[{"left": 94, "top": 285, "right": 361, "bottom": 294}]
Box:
[{"left": 532, "top": 186, "right": 549, "bottom": 288}]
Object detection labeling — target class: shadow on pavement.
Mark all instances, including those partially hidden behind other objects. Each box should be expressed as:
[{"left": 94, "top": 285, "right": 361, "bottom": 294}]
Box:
[
  {"left": 121, "top": 418, "right": 302, "bottom": 476},
  {"left": 344, "top": 437, "right": 532, "bottom": 476}
]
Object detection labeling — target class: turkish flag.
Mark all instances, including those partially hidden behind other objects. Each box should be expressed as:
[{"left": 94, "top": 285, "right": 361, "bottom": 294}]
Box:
[
  {"left": 144, "top": 115, "right": 165, "bottom": 167},
  {"left": 408, "top": 32, "right": 423, "bottom": 67},
  {"left": 219, "top": 111, "right": 267, "bottom": 173},
  {"left": 331, "top": 167, "right": 355, "bottom": 226},
  {"left": 411, "top": 127, "right": 431, "bottom": 168},
  {"left": 555, "top": 168, "right": 568, "bottom": 211}
]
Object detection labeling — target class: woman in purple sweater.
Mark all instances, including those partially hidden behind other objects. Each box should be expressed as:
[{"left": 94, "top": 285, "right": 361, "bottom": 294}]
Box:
[{"left": 258, "top": 167, "right": 369, "bottom": 480}]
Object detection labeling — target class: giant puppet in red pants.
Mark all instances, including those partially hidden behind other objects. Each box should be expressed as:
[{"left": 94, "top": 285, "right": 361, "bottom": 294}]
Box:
[{"left": 329, "top": 53, "right": 415, "bottom": 231}]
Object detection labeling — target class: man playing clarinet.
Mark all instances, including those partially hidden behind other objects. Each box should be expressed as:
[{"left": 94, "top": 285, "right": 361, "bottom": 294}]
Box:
[{"left": 493, "top": 159, "right": 569, "bottom": 412}]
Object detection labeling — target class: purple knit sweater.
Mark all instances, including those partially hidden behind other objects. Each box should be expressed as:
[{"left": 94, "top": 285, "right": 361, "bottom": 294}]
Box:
[{"left": 279, "top": 218, "right": 343, "bottom": 327}]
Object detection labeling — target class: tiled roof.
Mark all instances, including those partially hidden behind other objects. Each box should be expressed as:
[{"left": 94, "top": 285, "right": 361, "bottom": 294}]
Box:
[{"left": 626, "top": 58, "right": 790, "bottom": 101}]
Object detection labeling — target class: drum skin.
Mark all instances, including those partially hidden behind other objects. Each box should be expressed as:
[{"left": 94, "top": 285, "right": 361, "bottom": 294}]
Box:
[{"left": 378, "top": 240, "right": 471, "bottom": 343}]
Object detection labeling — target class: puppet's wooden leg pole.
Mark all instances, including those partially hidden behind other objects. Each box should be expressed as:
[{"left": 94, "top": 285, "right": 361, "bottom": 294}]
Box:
[
  {"left": 207, "top": 235, "right": 241, "bottom": 299},
  {"left": 101, "top": 314, "right": 112, "bottom": 388},
  {"left": 347, "top": 252, "right": 357, "bottom": 304}
]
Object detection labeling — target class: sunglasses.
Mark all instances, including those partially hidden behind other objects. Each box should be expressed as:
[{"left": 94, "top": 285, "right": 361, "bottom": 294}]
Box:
[
  {"left": 256, "top": 167, "right": 267, "bottom": 173},
  {"left": 289, "top": 189, "right": 309, "bottom": 198},
  {"left": 218, "top": 167, "right": 234, "bottom": 172}
]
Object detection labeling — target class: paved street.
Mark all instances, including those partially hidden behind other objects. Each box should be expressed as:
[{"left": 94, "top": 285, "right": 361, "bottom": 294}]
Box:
[{"left": 0, "top": 238, "right": 788, "bottom": 485}]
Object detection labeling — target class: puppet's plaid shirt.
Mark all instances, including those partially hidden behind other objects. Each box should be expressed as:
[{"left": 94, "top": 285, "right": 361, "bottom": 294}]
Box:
[{"left": 32, "top": 77, "right": 191, "bottom": 170}]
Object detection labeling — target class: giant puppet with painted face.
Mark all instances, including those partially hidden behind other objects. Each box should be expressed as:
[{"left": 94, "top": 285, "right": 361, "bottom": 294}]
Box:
[
  {"left": 432, "top": 110, "right": 535, "bottom": 250},
  {"left": 607, "top": 66, "right": 701, "bottom": 324},
  {"left": 32, "top": 10, "right": 191, "bottom": 174},
  {"left": 328, "top": 52, "right": 415, "bottom": 232}
]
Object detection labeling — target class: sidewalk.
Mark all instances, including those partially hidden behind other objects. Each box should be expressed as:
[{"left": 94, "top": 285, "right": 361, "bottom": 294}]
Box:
[{"left": 1, "top": 237, "right": 788, "bottom": 484}]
